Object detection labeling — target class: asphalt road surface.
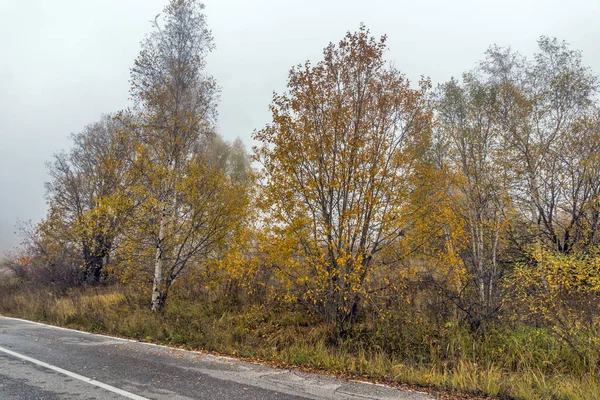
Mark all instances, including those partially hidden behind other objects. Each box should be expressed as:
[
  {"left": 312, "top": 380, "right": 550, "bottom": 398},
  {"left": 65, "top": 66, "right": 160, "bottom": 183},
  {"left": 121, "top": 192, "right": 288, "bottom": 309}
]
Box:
[{"left": 0, "top": 316, "right": 434, "bottom": 400}]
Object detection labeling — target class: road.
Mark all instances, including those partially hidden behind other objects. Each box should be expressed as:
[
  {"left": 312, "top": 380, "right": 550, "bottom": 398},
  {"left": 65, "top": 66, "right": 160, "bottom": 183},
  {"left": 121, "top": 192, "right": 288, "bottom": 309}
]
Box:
[{"left": 0, "top": 316, "right": 434, "bottom": 400}]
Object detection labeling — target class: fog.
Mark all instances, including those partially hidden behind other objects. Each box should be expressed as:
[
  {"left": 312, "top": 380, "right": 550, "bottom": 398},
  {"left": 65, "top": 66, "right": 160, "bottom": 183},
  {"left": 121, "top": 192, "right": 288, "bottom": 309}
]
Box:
[{"left": 1, "top": 0, "right": 598, "bottom": 252}]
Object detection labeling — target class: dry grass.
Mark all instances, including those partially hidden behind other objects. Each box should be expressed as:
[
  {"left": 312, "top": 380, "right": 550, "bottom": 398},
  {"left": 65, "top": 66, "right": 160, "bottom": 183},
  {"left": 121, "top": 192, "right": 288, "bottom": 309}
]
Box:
[{"left": 1, "top": 282, "right": 599, "bottom": 400}]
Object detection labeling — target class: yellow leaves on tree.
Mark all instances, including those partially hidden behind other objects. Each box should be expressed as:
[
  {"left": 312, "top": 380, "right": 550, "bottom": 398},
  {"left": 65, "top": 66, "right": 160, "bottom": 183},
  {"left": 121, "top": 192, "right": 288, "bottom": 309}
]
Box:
[
  {"left": 253, "top": 25, "right": 432, "bottom": 330},
  {"left": 509, "top": 247, "right": 600, "bottom": 357}
]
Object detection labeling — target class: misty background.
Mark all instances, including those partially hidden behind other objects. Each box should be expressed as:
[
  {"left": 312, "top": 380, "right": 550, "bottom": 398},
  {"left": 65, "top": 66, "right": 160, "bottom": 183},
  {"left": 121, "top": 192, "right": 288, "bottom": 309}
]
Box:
[{"left": 1, "top": 0, "right": 599, "bottom": 253}]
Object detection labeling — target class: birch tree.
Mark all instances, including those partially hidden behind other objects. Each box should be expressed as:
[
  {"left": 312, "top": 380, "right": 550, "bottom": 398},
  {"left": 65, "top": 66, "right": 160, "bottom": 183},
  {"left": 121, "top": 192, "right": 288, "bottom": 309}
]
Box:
[
  {"left": 483, "top": 38, "right": 599, "bottom": 253},
  {"left": 126, "top": 0, "right": 246, "bottom": 311},
  {"left": 437, "top": 77, "right": 512, "bottom": 327}
]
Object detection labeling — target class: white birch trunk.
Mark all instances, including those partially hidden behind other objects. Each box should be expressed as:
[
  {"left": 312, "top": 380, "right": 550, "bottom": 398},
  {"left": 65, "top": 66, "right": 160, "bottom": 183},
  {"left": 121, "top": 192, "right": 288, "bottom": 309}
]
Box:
[{"left": 151, "top": 204, "right": 166, "bottom": 312}]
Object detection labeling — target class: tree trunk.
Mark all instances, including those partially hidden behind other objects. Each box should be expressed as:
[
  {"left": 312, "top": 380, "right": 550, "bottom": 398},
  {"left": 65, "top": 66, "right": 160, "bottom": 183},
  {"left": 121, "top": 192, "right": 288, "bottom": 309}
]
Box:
[{"left": 151, "top": 205, "right": 167, "bottom": 312}]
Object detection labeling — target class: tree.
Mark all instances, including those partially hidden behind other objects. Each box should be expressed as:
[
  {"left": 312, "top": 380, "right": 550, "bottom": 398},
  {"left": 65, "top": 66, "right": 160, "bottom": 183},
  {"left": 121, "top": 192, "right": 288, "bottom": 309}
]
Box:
[
  {"left": 113, "top": 148, "right": 249, "bottom": 310},
  {"left": 437, "top": 77, "right": 513, "bottom": 327},
  {"left": 482, "top": 38, "right": 599, "bottom": 253},
  {"left": 44, "top": 114, "right": 131, "bottom": 282},
  {"left": 254, "top": 25, "right": 431, "bottom": 331},
  {"left": 199, "top": 135, "right": 253, "bottom": 186},
  {"left": 125, "top": 0, "right": 245, "bottom": 311}
]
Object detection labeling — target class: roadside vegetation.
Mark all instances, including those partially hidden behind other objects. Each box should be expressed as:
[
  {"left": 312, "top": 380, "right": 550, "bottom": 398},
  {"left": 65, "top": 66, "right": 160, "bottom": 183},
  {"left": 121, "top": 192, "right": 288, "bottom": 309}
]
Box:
[{"left": 2, "top": 1, "right": 600, "bottom": 399}]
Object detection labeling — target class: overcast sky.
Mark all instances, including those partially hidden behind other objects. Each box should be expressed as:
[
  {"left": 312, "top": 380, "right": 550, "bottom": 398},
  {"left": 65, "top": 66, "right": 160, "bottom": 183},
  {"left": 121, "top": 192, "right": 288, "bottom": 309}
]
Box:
[{"left": 1, "top": 0, "right": 599, "bottom": 253}]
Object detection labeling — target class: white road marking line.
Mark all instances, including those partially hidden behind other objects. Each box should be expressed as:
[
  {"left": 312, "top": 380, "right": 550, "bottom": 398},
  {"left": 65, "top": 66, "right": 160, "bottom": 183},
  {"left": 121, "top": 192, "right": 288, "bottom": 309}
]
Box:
[
  {"left": 0, "top": 316, "right": 425, "bottom": 397},
  {"left": 0, "top": 345, "right": 149, "bottom": 400}
]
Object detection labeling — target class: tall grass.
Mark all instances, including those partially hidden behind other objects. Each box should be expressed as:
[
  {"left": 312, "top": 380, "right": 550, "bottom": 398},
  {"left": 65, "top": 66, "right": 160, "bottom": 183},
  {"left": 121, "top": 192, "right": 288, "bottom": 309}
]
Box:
[{"left": 1, "top": 281, "right": 599, "bottom": 399}]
